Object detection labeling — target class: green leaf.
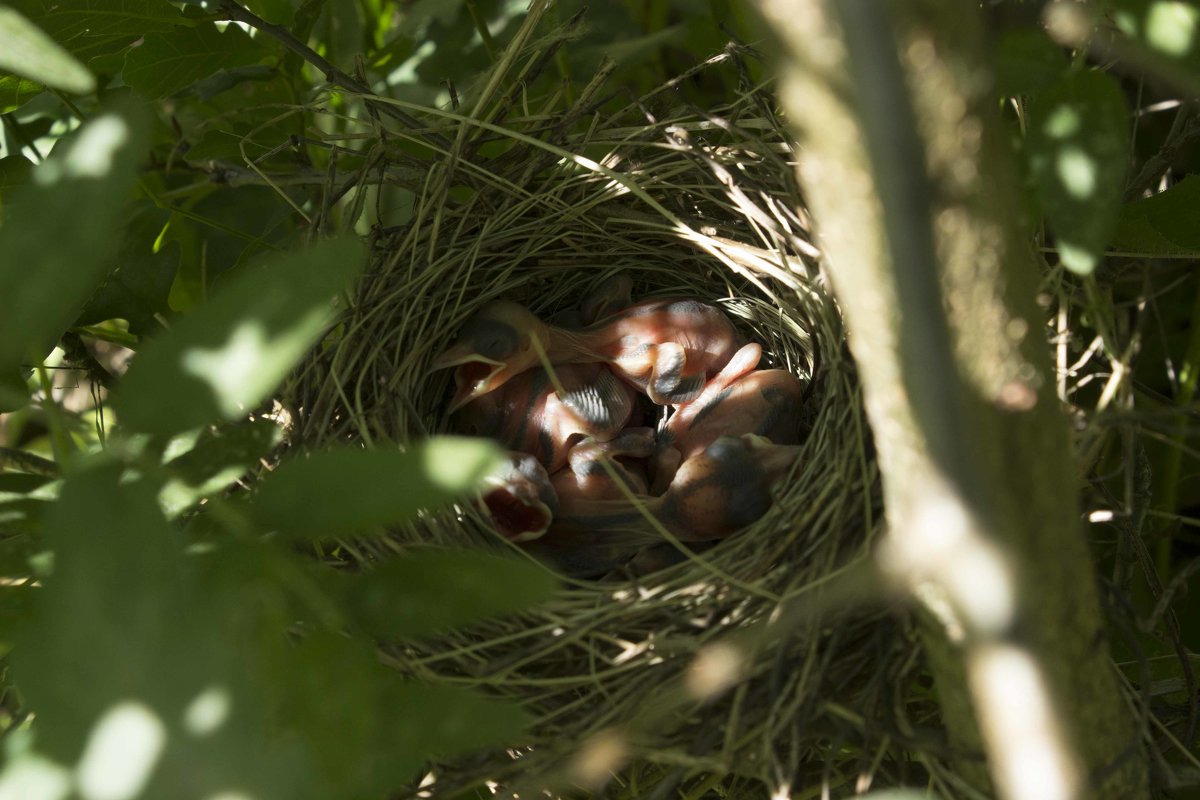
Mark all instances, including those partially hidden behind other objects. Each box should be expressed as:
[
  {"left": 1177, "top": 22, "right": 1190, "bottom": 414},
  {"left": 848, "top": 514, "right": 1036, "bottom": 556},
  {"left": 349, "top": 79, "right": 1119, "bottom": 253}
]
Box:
[
  {"left": 1025, "top": 69, "right": 1130, "bottom": 274},
  {"left": 0, "top": 6, "right": 94, "bottom": 93},
  {"left": 75, "top": 202, "right": 179, "bottom": 335},
  {"left": 0, "top": 473, "right": 53, "bottom": 497},
  {"left": 160, "top": 418, "right": 283, "bottom": 516},
  {"left": 0, "top": 498, "right": 46, "bottom": 537},
  {"left": 124, "top": 22, "right": 268, "bottom": 98},
  {"left": 0, "top": 107, "right": 145, "bottom": 381},
  {"left": 11, "top": 463, "right": 193, "bottom": 755},
  {"left": 1111, "top": 174, "right": 1200, "bottom": 255},
  {"left": 162, "top": 186, "right": 303, "bottom": 312},
  {"left": 994, "top": 28, "right": 1069, "bottom": 97},
  {"left": 115, "top": 237, "right": 363, "bottom": 434},
  {"left": 0, "top": 367, "right": 28, "bottom": 412},
  {"left": 340, "top": 549, "right": 557, "bottom": 638},
  {"left": 1110, "top": 0, "right": 1200, "bottom": 62},
  {"left": 9, "top": 0, "right": 184, "bottom": 44},
  {"left": 0, "top": 154, "right": 35, "bottom": 193},
  {"left": 274, "top": 629, "right": 526, "bottom": 795},
  {"left": 251, "top": 437, "right": 503, "bottom": 540},
  {"left": 186, "top": 63, "right": 275, "bottom": 101},
  {"left": 0, "top": 74, "right": 43, "bottom": 113},
  {"left": 386, "top": 680, "right": 527, "bottom": 767},
  {"left": 9, "top": 463, "right": 318, "bottom": 795}
]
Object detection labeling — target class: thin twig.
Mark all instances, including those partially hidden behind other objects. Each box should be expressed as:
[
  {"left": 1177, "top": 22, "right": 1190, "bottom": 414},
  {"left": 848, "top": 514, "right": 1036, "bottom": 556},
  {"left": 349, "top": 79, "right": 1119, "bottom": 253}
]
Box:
[{"left": 200, "top": 162, "right": 426, "bottom": 189}]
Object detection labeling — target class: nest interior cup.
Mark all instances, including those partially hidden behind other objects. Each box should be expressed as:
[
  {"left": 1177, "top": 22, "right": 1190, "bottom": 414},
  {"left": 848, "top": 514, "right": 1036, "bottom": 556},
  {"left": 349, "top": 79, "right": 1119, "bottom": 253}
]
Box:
[{"left": 287, "top": 55, "right": 914, "bottom": 796}]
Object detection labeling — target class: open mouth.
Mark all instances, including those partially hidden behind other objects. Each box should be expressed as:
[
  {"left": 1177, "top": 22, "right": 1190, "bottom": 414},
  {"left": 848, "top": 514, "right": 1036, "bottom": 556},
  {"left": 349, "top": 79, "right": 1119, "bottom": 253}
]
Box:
[
  {"left": 456, "top": 359, "right": 503, "bottom": 392},
  {"left": 483, "top": 488, "right": 550, "bottom": 541}
]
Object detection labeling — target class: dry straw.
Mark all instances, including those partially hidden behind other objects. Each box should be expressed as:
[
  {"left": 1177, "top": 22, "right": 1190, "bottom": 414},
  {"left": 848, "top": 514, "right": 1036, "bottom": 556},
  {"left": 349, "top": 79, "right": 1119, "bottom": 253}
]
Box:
[{"left": 284, "top": 6, "right": 968, "bottom": 797}]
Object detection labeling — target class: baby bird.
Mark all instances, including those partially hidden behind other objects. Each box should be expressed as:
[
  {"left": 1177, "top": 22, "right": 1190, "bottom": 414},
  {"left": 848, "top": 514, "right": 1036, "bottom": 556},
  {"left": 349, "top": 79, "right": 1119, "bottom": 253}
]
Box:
[
  {"left": 433, "top": 297, "right": 750, "bottom": 409},
  {"left": 526, "top": 435, "right": 802, "bottom": 576},
  {"left": 454, "top": 362, "right": 638, "bottom": 472},
  {"left": 479, "top": 452, "right": 558, "bottom": 542},
  {"left": 550, "top": 427, "right": 655, "bottom": 504},
  {"left": 652, "top": 348, "right": 806, "bottom": 492}
]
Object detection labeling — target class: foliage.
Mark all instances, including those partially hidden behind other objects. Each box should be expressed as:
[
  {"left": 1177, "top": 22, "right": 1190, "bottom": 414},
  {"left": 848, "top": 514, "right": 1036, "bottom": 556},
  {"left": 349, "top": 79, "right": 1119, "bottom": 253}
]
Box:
[{"left": 1, "top": 0, "right": 1199, "bottom": 796}]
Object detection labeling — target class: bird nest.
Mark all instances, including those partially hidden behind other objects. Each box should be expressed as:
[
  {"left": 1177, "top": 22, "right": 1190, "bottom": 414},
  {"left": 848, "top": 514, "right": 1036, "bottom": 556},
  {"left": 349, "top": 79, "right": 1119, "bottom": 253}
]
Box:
[{"left": 284, "top": 41, "right": 946, "bottom": 798}]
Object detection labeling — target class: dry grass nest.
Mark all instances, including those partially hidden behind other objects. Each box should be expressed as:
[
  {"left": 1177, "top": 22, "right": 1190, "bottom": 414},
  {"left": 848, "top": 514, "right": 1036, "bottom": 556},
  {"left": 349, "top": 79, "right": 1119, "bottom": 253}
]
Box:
[{"left": 283, "top": 30, "right": 964, "bottom": 799}]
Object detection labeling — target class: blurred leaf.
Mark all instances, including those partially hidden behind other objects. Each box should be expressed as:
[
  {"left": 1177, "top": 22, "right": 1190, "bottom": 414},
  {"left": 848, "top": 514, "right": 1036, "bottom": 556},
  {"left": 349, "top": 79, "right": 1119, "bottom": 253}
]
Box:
[
  {"left": 115, "top": 237, "right": 363, "bottom": 435},
  {"left": 75, "top": 203, "right": 179, "bottom": 335},
  {"left": 0, "top": 498, "right": 46, "bottom": 538},
  {"left": 160, "top": 418, "right": 283, "bottom": 516},
  {"left": 275, "top": 629, "right": 526, "bottom": 795},
  {"left": 994, "top": 28, "right": 1069, "bottom": 97},
  {"left": 0, "top": 473, "right": 53, "bottom": 497},
  {"left": 251, "top": 437, "right": 503, "bottom": 540},
  {"left": 340, "top": 549, "right": 557, "bottom": 638},
  {"left": 0, "top": 107, "right": 145, "bottom": 382},
  {"left": 0, "top": 154, "right": 35, "bottom": 193},
  {"left": 10, "top": 462, "right": 318, "bottom": 795},
  {"left": 124, "top": 22, "right": 268, "bottom": 98},
  {"left": 1104, "top": 0, "right": 1200, "bottom": 89},
  {"left": 277, "top": 631, "right": 410, "bottom": 792},
  {"left": 11, "top": 463, "right": 195, "bottom": 755},
  {"left": 0, "top": 6, "right": 94, "bottom": 93},
  {"left": 1111, "top": 174, "right": 1200, "bottom": 255},
  {"left": 0, "top": 367, "right": 28, "bottom": 412},
  {"left": 386, "top": 680, "right": 527, "bottom": 766},
  {"left": 0, "top": 74, "right": 43, "bottom": 113},
  {"left": 1025, "top": 69, "right": 1130, "bottom": 274},
  {"left": 0, "top": 521, "right": 39, "bottom": 564}
]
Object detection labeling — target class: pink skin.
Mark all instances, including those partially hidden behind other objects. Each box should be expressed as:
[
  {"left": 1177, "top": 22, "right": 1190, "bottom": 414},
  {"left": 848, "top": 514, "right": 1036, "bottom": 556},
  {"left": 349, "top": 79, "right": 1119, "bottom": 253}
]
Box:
[
  {"left": 525, "top": 435, "right": 802, "bottom": 577},
  {"left": 431, "top": 297, "right": 748, "bottom": 409},
  {"left": 652, "top": 349, "right": 803, "bottom": 493},
  {"left": 550, "top": 428, "right": 655, "bottom": 506},
  {"left": 455, "top": 363, "right": 638, "bottom": 472}
]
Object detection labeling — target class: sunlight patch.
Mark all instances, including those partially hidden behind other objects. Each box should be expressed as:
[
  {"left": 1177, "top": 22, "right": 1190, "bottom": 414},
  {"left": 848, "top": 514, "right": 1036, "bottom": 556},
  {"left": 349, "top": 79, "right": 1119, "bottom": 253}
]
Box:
[
  {"left": 1055, "top": 147, "right": 1096, "bottom": 199},
  {"left": 422, "top": 437, "right": 501, "bottom": 491},
  {"left": 76, "top": 702, "right": 166, "bottom": 800},
  {"left": 183, "top": 686, "right": 232, "bottom": 737},
  {"left": 1146, "top": 2, "right": 1198, "bottom": 56},
  {"left": 1057, "top": 240, "right": 1097, "bottom": 274},
  {"left": 181, "top": 322, "right": 271, "bottom": 417},
  {"left": 0, "top": 753, "right": 71, "bottom": 800},
  {"left": 63, "top": 116, "right": 129, "bottom": 181},
  {"left": 1043, "top": 106, "right": 1080, "bottom": 139}
]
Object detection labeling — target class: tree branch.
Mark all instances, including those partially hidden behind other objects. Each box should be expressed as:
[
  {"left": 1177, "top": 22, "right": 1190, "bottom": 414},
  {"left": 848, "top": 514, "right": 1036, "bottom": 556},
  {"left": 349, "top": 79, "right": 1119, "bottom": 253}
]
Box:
[{"left": 753, "top": 0, "right": 1149, "bottom": 797}]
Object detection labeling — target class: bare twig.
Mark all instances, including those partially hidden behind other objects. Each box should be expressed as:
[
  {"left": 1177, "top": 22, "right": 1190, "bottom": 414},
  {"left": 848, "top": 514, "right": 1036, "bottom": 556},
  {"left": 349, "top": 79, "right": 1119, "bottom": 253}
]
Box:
[{"left": 200, "top": 162, "right": 426, "bottom": 190}]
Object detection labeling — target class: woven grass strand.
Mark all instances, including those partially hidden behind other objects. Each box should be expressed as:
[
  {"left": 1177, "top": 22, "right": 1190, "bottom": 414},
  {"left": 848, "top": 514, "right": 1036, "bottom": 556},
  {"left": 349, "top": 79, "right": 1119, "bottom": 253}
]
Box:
[{"left": 281, "top": 50, "right": 944, "bottom": 798}]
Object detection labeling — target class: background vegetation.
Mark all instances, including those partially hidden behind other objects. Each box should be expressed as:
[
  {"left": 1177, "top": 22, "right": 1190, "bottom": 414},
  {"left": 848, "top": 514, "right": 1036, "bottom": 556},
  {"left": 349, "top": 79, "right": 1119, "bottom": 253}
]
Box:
[{"left": 0, "top": 0, "right": 1198, "bottom": 797}]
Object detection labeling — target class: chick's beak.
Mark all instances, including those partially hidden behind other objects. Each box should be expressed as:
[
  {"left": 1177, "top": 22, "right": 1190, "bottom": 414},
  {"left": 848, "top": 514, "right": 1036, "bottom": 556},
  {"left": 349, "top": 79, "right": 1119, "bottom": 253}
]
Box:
[
  {"left": 431, "top": 342, "right": 489, "bottom": 372},
  {"left": 446, "top": 358, "right": 507, "bottom": 412}
]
